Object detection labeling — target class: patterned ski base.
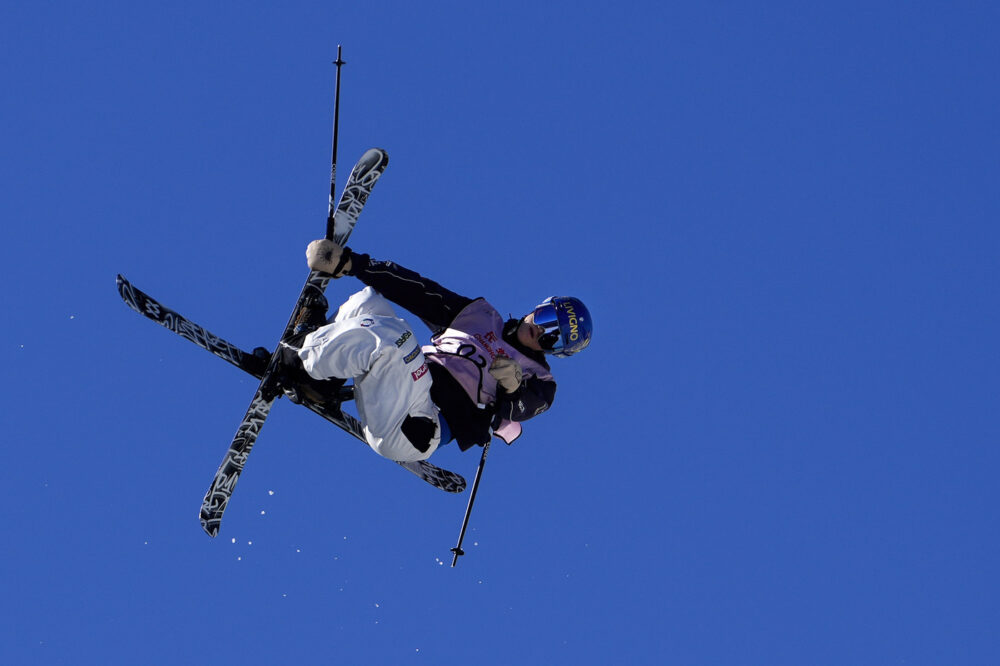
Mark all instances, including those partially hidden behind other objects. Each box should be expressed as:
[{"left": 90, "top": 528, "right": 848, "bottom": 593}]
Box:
[
  {"left": 116, "top": 274, "right": 261, "bottom": 374},
  {"left": 330, "top": 148, "right": 387, "bottom": 245},
  {"left": 199, "top": 386, "right": 272, "bottom": 537},
  {"left": 116, "top": 273, "right": 465, "bottom": 496},
  {"left": 117, "top": 149, "right": 464, "bottom": 538},
  {"left": 304, "top": 400, "right": 466, "bottom": 495},
  {"left": 201, "top": 147, "right": 361, "bottom": 536}
]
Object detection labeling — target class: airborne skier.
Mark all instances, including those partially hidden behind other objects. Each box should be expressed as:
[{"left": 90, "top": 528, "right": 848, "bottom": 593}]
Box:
[{"left": 274, "top": 240, "right": 593, "bottom": 463}]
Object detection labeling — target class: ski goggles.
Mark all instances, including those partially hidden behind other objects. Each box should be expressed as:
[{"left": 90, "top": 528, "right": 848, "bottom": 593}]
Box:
[
  {"left": 531, "top": 299, "right": 567, "bottom": 354},
  {"left": 530, "top": 296, "right": 592, "bottom": 357}
]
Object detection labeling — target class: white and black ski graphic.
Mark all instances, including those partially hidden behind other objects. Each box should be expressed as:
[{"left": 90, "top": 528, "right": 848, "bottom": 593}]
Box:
[
  {"left": 330, "top": 148, "right": 385, "bottom": 245},
  {"left": 116, "top": 275, "right": 261, "bottom": 373},
  {"left": 199, "top": 148, "right": 387, "bottom": 537},
  {"left": 116, "top": 273, "right": 467, "bottom": 496}
]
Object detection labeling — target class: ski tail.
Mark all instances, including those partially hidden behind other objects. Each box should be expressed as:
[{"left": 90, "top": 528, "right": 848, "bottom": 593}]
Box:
[
  {"left": 398, "top": 460, "right": 466, "bottom": 494},
  {"left": 199, "top": 386, "right": 275, "bottom": 536}
]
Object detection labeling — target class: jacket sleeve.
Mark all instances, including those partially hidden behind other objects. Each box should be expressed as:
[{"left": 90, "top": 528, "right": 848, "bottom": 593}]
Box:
[
  {"left": 495, "top": 375, "right": 556, "bottom": 423},
  {"left": 347, "top": 252, "right": 475, "bottom": 332}
]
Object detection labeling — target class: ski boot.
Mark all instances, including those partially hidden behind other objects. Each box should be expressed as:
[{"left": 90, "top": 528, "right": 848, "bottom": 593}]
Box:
[
  {"left": 270, "top": 286, "right": 346, "bottom": 411},
  {"left": 292, "top": 285, "right": 330, "bottom": 337},
  {"left": 245, "top": 346, "right": 272, "bottom": 377}
]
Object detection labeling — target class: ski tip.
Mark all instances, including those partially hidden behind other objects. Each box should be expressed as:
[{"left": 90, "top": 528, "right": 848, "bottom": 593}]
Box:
[
  {"left": 363, "top": 147, "right": 389, "bottom": 165},
  {"left": 116, "top": 274, "right": 131, "bottom": 302},
  {"left": 200, "top": 507, "right": 221, "bottom": 538}
]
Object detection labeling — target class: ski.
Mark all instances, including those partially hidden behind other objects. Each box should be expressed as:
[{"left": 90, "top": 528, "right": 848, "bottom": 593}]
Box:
[
  {"left": 198, "top": 147, "right": 387, "bottom": 537},
  {"left": 116, "top": 273, "right": 466, "bottom": 495},
  {"left": 116, "top": 274, "right": 264, "bottom": 375}
]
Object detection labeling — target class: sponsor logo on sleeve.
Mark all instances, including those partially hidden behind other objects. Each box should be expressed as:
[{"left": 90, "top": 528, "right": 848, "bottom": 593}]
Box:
[
  {"left": 403, "top": 347, "right": 420, "bottom": 364},
  {"left": 411, "top": 363, "right": 429, "bottom": 381},
  {"left": 360, "top": 318, "right": 375, "bottom": 328},
  {"left": 395, "top": 330, "right": 412, "bottom": 347}
]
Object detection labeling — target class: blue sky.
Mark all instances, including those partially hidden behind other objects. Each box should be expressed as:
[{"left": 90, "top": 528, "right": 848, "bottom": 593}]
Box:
[{"left": 2, "top": 2, "right": 998, "bottom": 664}]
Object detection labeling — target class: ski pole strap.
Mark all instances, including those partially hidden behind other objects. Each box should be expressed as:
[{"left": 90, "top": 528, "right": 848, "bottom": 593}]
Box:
[{"left": 332, "top": 247, "right": 353, "bottom": 277}]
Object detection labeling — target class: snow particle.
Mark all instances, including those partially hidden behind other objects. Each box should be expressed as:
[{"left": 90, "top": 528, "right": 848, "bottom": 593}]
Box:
[
  {"left": 268, "top": 490, "right": 275, "bottom": 496},
  {"left": 231, "top": 538, "right": 236, "bottom": 544}
]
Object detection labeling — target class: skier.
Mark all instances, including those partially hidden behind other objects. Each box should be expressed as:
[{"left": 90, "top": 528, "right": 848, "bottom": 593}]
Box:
[{"left": 276, "top": 239, "right": 592, "bottom": 463}]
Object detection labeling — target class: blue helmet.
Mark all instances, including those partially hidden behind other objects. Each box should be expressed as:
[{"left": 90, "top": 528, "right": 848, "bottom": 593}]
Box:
[{"left": 530, "top": 296, "right": 592, "bottom": 357}]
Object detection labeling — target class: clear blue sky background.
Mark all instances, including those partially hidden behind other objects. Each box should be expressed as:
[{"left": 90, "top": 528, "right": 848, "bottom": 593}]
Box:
[{"left": 2, "top": 2, "right": 998, "bottom": 664}]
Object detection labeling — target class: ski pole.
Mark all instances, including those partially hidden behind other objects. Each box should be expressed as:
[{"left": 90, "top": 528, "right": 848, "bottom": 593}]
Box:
[
  {"left": 325, "top": 45, "right": 345, "bottom": 241},
  {"left": 451, "top": 439, "right": 491, "bottom": 567}
]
